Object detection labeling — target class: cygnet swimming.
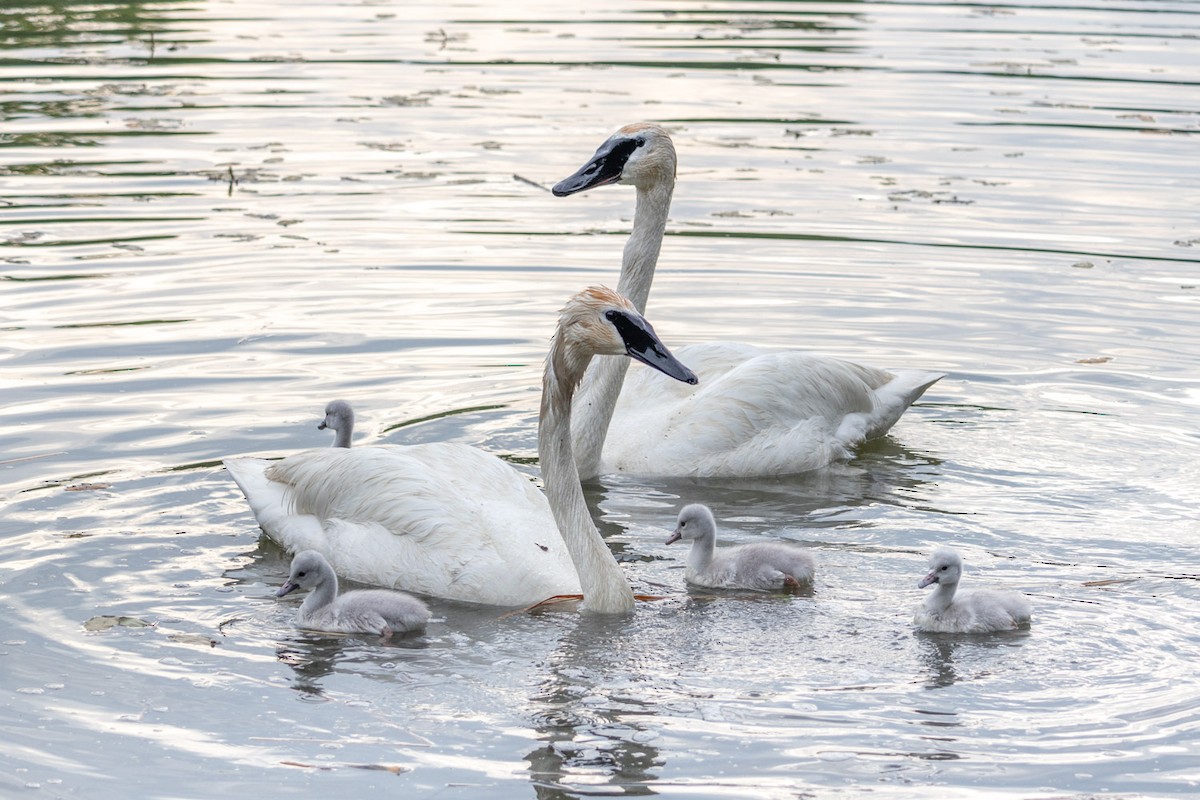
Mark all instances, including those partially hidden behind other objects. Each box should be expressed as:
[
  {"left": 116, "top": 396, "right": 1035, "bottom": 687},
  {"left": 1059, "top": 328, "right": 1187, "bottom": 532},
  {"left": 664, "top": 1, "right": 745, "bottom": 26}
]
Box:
[
  {"left": 915, "top": 546, "right": 1031, "bottom": 633},
  {"left": 318, "top": 399, "right": 354, "bottom": 448},
  {"left": 665, "top": 503, "right": 815, "bottom": 591},
  {"left": 276, "top": 549, "right": 430, "bottom": 637}
]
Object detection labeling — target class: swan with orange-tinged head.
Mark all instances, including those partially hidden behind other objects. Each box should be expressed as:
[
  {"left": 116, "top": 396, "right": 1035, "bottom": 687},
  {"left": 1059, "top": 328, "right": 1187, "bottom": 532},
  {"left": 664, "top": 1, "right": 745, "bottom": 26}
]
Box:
[
  {"left": 554, "top": 123, "right": 943, "bottom": 479},
  {"left": 225, "top": 287, "right": 696, "bottom": 613}
]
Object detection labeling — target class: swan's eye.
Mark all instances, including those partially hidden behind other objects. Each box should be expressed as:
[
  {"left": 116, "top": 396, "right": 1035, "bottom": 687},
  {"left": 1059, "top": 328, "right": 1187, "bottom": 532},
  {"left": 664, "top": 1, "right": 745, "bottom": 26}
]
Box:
[
  {"left": 297, "top": 571, "right": 306, "bottom": 578},
  {"left": 605, "top": 310, "right": 618, "bottom": 321},
  {"left": 939, "top": 565, "right": 947, "bottom": 571},
  {"left": 635, "top": 137, "right": 646, "bottom": 148},
  {"left": 680, "top": 521, "right": 687, "bottom": 528}
]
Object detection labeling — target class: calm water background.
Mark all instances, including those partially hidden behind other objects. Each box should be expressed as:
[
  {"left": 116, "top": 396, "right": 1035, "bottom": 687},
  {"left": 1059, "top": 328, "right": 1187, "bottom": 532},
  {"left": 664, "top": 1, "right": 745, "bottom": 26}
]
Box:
[{"left": 2, "top": 0, "right": 1198, "bottom": 796}]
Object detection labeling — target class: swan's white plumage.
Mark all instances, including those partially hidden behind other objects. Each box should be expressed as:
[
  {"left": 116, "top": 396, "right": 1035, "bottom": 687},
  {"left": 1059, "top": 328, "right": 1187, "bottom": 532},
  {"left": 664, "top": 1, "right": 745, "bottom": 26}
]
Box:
[
  {"left": 556, "top": 123, "right": 943, "bottom": 479},
  {"left": 226, "top": 443, "right": 581, "bottom": 607},
  {"left": 914, "top": 546, "right": 1032, "bottom": 634},
  {"left": 279, "top": 549, "right": 431, "bottom": 636},
  {"left": 603, "top": 343, "right": 942, "bottom": 477},
  {"left": 667, "top": 503, "right": 815, "bottom": 591}
]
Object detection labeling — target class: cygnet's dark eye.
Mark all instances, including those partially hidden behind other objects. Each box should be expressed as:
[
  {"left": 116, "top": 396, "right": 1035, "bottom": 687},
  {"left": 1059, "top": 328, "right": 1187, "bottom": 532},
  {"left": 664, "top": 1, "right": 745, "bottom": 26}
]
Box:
[
  {"left": 939, "top": 565, "right": 947, "bottom": 571},
  {"left": 680, "top": 521, "right": 687, "bottom": 528},
  {"left": 297, "top": 571, "right": 307, "bottom": 578},
  {"left": 635, "top": 137, "right": 646, "bottom": 148}
]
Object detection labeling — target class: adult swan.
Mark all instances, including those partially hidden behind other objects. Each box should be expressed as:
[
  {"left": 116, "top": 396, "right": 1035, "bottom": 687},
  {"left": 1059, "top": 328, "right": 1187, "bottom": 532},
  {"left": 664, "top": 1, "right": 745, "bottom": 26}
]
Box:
[
  {"left": 554, "top": 123, "right": 943, "bottom": 479},
  {"left": 225, "top": 287, "right": 697, "bottom": 613}
]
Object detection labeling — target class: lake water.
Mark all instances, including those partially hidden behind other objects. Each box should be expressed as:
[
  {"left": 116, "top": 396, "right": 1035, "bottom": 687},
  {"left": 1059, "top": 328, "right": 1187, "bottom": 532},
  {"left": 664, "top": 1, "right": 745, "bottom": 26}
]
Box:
[{"left": 2, "top": 0, "right": 1199, "bottom": 796}]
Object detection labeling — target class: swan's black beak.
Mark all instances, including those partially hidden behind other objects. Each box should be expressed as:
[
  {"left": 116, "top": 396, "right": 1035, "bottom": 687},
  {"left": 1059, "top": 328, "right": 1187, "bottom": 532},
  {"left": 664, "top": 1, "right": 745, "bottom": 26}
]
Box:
[
  {"left": 606, "top": 309, "right": 698, "bottom": 385},
  {"left": 317, "top": 421, "right": 328, "bottom": 431},
  {"left": 276, "top": 580, "right": 299, "bottom": 598},
  {"left": 553, "top": 136, "right": 639, "bottom": 196}
]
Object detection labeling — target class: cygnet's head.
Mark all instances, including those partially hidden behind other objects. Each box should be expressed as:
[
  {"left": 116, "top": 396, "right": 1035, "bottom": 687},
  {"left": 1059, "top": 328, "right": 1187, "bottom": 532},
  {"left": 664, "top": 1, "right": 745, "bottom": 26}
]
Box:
[
  {"left": 276, "top": 550, "right": 332, "bottom": 597},
  {"left": 665, "top": 503, "right": 717, "bottom": 545},
  {"left": 558, "top": 287, "right": 697, "bottom": 384},
  {"left": 318, "top": 399, "right": 354, "bottom": 433},
  {"left": 553, "top": 122, "right": 676, "bottom": 196},
  {"left": 918, "top": 546, "right": 963, "bottom": 589}
]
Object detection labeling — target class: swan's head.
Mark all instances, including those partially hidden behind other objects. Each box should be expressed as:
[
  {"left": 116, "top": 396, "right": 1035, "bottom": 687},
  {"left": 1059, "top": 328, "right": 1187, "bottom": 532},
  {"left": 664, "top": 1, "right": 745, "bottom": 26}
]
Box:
[
  {"left": 665, "top": 503, "right": 717, "bottom": 545},
  {"left": 318, "top": 399, "right": 355, "bottom": 448},
  {"left": 918, "top": 546, "right": 963, "bottom": 589},
  {"left": 559, "top": 287, "right": 697, "bottom": 384},
  {"left": 276, "top": 550, "right": 333, "bottom": 597},
  {"left": 318, "top": 399, "right": 354, "bottom": 432},
  {"left": 552, "top": 123, "right": 676, "bottom": 196}
]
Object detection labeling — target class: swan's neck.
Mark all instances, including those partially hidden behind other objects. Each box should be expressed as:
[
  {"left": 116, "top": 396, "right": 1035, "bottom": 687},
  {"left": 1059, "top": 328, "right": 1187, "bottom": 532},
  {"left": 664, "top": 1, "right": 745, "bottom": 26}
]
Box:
[
  {"left": 618, "top": 181, "right": 673, "bottom": 313},
  {"left": 924, "top": 581, "right": 958, "bottom": 614},
  {"left": 301, "top": 574, "right": 338, "bottom": 617},
  {"left": 540, "top": 337, "right": 635, "bottom": 614},
  {"left": 571, "top": 180, "right": 674, "bottom": 478},
  {"left": 332, "top": 427, "right": 352, "bottom": 449},
  {"left": 686, "top": 534, "right": 716, "bottom": 576}
]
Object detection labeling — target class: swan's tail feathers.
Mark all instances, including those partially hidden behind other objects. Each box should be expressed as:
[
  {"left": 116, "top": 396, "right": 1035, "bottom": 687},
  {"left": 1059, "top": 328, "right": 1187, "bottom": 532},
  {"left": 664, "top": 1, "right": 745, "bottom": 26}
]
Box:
[
  {"left": 224, "top": 457, "right": 291, "bottom": 531},
  {"left": 225, "top": 457, "right": 328, "bottom": 553},
  {"left": 864, "top": 370, "right": 945, "bottom": 440}
]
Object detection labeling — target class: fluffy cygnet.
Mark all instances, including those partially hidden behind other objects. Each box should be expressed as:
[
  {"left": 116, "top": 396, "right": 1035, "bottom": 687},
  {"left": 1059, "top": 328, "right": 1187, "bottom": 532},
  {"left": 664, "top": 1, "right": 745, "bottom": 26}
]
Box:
[
  {"left": 276, "top": 549, "right": 430, "bottom": 637},
  {"left": 665, "top": 503, "right": 815, "bottom": 591},
  {"left": 318, "top": 399, "right": 354, "bottom": 448},
  {"left": 915, "top": 546, "right": 1032, "bottom": 633}
]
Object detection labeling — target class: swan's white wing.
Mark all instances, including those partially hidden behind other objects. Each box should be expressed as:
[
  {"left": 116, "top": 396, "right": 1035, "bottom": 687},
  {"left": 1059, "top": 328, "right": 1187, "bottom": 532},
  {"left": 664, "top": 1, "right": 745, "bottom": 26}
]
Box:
[
  {"left": 225, "top": 444, "right": 581, "bottom": 606},
  {"left": 603, "top": 343, "right": 942, "bottom": 477}
]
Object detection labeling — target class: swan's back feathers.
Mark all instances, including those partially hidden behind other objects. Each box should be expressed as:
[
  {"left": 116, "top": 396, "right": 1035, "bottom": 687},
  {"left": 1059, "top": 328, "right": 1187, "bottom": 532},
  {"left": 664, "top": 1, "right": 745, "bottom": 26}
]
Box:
[
  {"left": 915, "top": 589, "right": 1032, "bottom": 634},
  {"left": 301, "top": 589, "right": 431, "bottom": 636},
  {"left": 229, "top": 445, "right": 581, "bottom": 605},
  {"left": 266, "top": 444, "right": 541, "bottom": 548},
  {"left": 692, "top": 541, "right": 816, "bottom": 591},
  {"left": 604, "top": 343, "right": 940, "bottom": 476}
]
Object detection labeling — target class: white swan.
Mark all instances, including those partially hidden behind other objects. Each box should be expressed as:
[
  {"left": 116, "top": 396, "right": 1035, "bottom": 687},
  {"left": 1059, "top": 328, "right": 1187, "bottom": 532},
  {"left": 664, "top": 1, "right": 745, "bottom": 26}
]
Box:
[
  {"left": 665, "top": 503, "right": 815, "bottom": 591},
  {"left": 277, "top": 549, "right": 430, "bottom": 636},
  {"left": 554, "top": 123, "right": 943, "bottom": 479},
  {"left": 914, "top": 546, "right": 1032, "bottom": 633},
  {"left": 225, "top": 287, "right": 698, "bottom": 612},
  {"left": 319, "top": 399, "right": 354, "bottom": 448}
]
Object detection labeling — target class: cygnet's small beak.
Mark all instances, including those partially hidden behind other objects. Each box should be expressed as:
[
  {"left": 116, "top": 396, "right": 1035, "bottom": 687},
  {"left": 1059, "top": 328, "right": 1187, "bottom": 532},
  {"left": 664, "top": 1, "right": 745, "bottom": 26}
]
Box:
[
  {"left": 917, "top": 572, "right": 938, "bottom": 589},
  {"left": 317, "top": 421, "right": 328, "bottom": 430},
  {"left": 276, "top": 581, "right": 299, "bottom": 597},
  {"left": 665, "top": 529, "right": 682, "bottom": 545}
]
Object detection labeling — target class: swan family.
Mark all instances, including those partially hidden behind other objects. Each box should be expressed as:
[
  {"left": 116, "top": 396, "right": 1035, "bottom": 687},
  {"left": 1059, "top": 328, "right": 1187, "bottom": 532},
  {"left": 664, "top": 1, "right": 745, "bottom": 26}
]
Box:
[
  {"left": 228, "top": 287, "right": 697, "bottom": 612},
  {"left": 224, "top": 122, "right": 1030, "bottom": 637}
]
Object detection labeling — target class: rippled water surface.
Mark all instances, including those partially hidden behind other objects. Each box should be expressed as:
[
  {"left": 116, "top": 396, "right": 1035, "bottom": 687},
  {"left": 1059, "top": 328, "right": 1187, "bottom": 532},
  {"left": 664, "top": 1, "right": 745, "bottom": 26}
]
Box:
[{"left": 3, "top": 0, "right": 1199, "bottom": 796}]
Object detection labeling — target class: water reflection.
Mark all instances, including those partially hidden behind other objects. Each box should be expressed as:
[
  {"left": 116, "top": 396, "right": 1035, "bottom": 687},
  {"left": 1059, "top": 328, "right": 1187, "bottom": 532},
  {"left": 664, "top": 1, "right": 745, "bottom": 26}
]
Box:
[
  {"left": 526, "top": 612, "right": 663, "bottom": 798},
  {"left": 915, "top": 630, "right": 1033, "bottom": 691},
  {"left": 0, "top": 1, "right": 185, "bottom": 49},
  {"left": 276, "top": 632, "right": 429, "bottom": 698}
]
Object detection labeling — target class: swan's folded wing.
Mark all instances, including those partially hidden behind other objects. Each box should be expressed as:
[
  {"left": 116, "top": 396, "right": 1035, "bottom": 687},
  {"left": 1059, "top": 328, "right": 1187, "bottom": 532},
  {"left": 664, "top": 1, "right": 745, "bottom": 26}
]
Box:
[{"left": 256, "top": 444, "right": 581, "bottom": 604}]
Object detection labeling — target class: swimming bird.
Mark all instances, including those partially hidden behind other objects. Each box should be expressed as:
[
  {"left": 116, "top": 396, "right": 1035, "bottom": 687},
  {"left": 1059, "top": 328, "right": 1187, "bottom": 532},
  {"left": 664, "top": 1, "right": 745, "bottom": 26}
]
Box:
[
  {"left": 665, "top": 503, "right": 815, "bottom": 591},
  {"left": 914, "top": 546, "right": 1032, "bottom": 633},
  {"left": 277, "top": 549, "right": 430, "bottom": 637},
  {"left": 318, "top": 399, "right": 354, "bottom": 448},
  {"left": 225, "top": 287, "right": 697, "bottom": 612},
  {"left": 554, "top": 123, "right": 943, "bottom": 479}
]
